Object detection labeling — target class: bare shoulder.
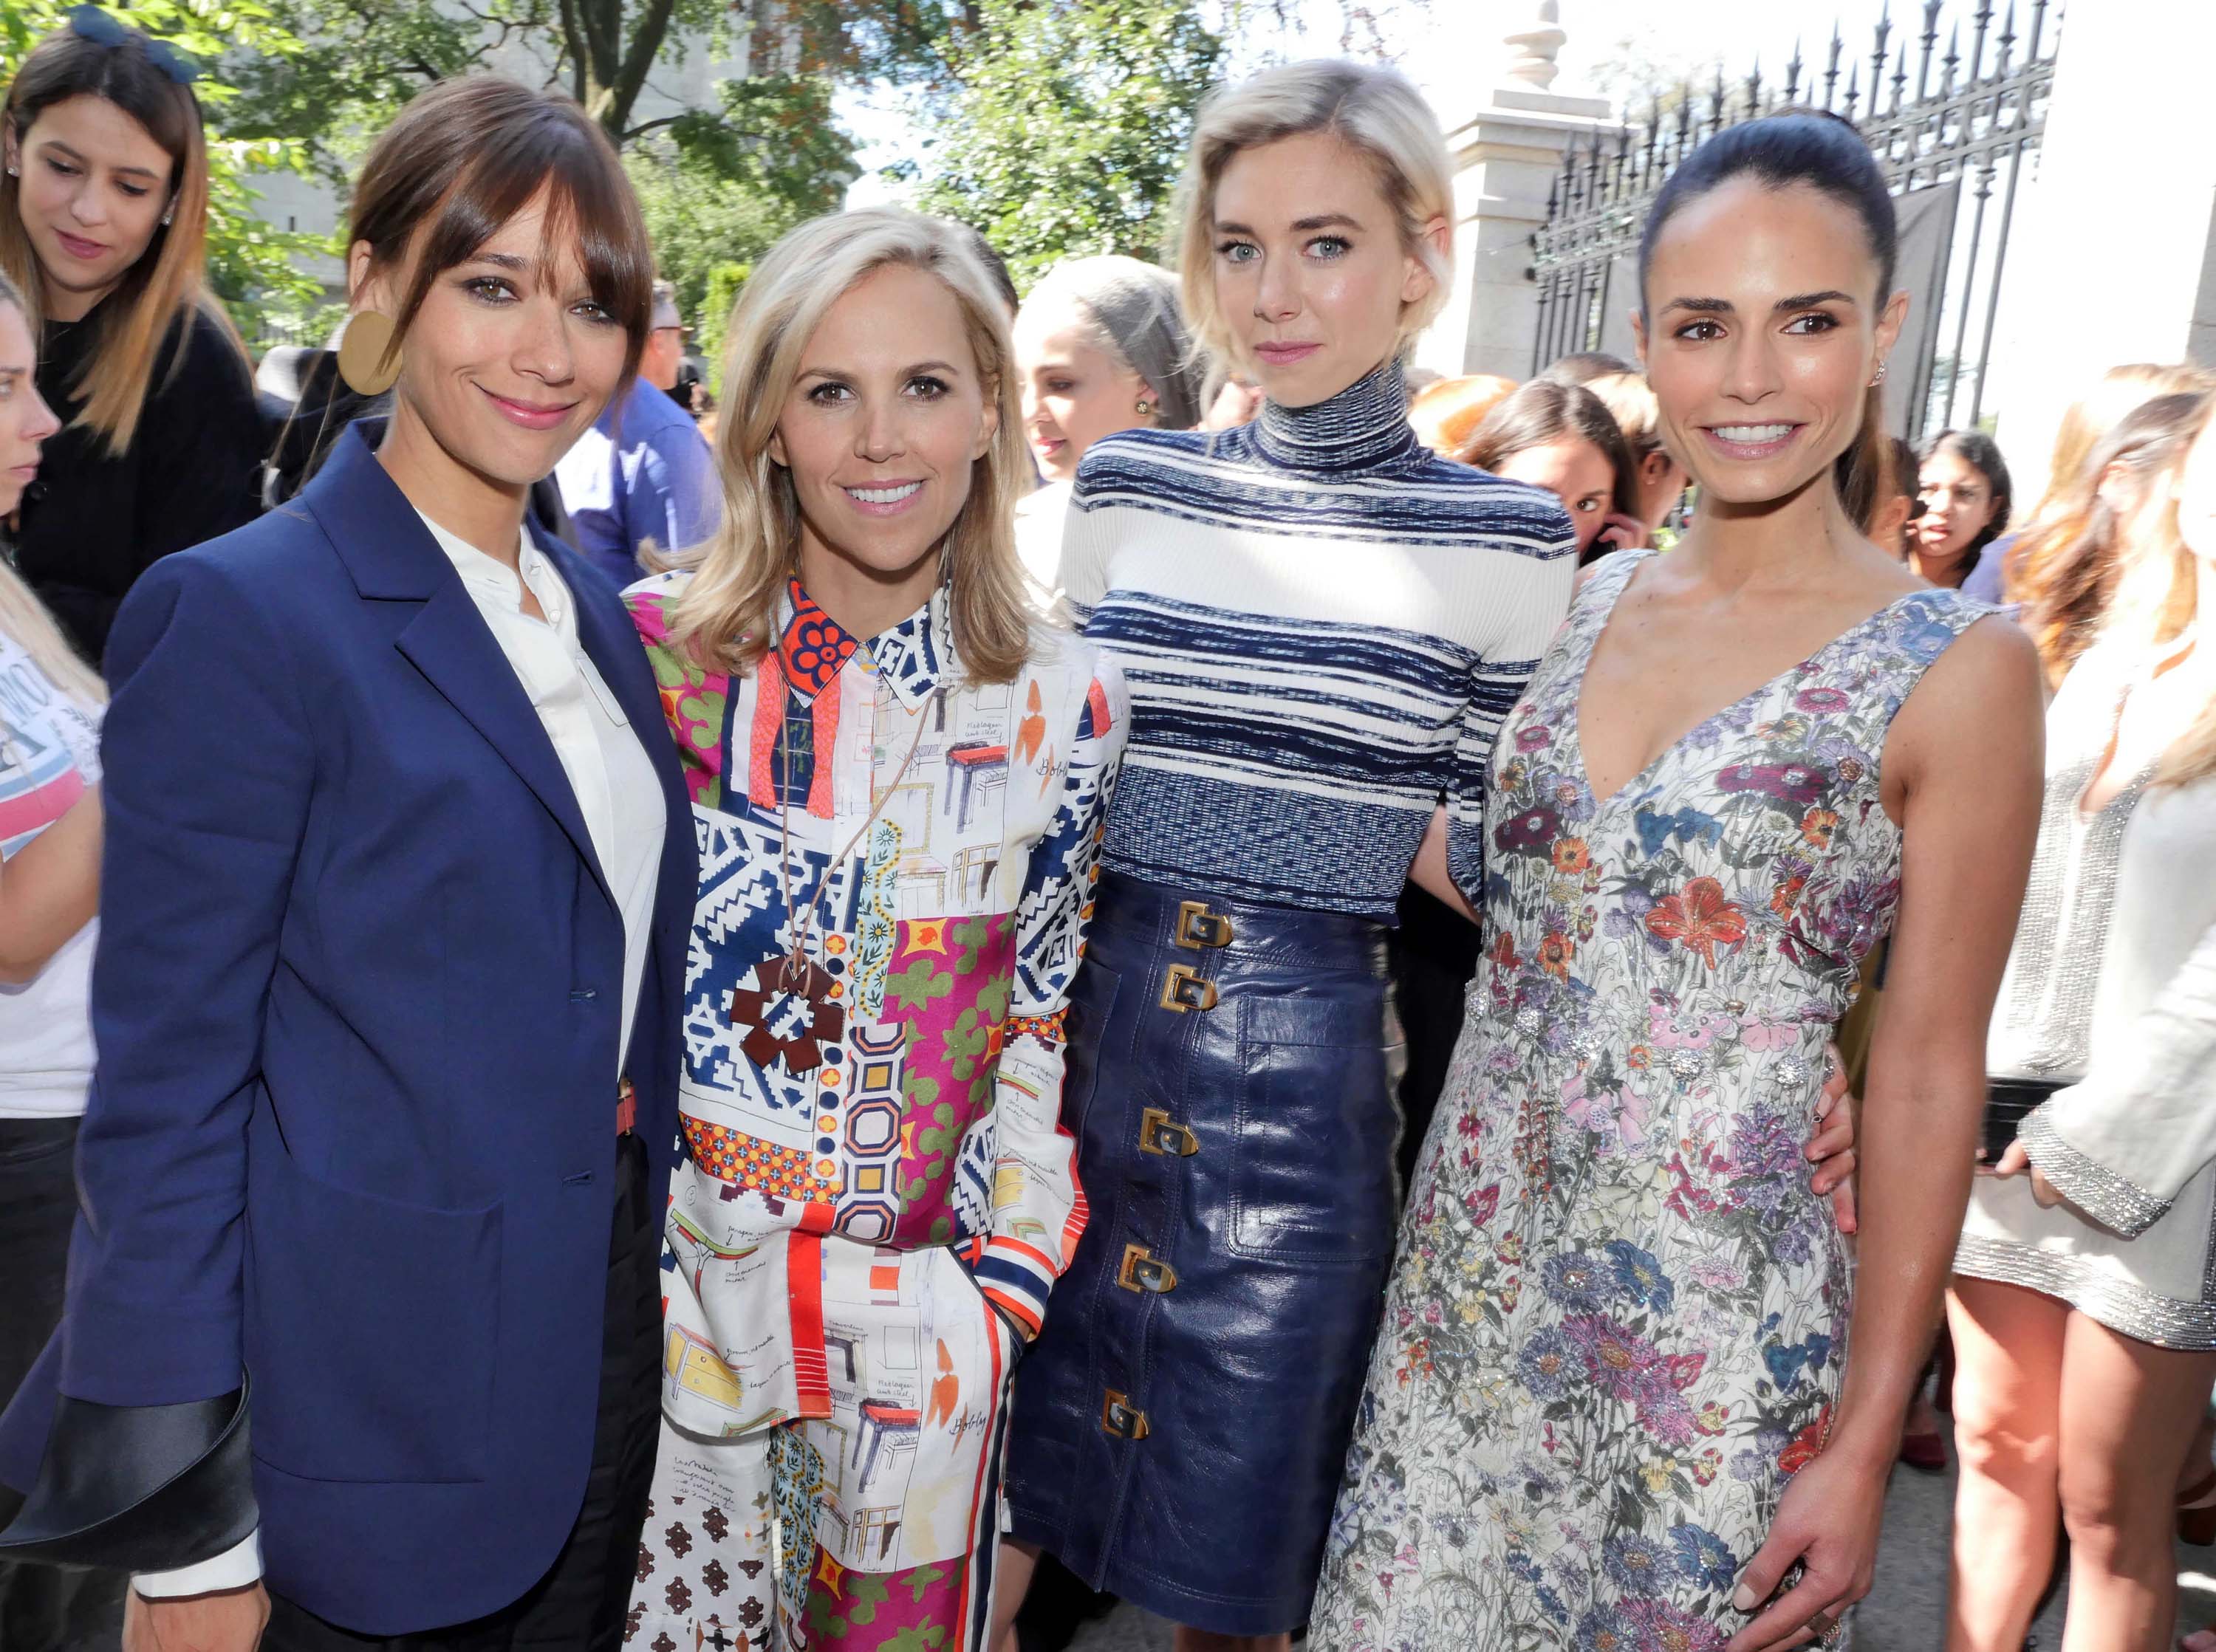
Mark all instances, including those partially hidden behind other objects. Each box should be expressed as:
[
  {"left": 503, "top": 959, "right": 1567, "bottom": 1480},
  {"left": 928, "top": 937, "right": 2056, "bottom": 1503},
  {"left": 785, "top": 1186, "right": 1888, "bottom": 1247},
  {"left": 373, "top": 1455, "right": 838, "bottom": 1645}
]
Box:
[
  {"left": 1911, "top": 609, "right": 2043, "bottom": 711},
  {"left": 1886, "top": 611, "right": 2045, "bottom": 799}
]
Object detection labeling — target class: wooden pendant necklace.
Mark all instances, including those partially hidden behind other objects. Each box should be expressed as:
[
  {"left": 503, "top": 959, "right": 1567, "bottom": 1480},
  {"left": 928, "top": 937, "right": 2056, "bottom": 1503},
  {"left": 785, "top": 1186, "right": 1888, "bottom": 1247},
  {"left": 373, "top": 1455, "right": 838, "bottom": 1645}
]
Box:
[{"left": 732, "top": 673, "right": 942, "bottom": 1075}]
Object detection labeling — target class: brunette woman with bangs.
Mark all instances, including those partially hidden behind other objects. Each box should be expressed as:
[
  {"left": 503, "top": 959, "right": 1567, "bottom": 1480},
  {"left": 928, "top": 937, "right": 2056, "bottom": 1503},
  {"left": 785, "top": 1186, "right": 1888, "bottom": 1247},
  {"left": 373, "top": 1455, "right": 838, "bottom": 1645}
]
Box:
[
  {"left": 1, "top": 10, "right": 261, "bottom": 662},
  {"left": 1457, "top": 377, "right": 1644, "bottom": 560},
  {"left": 0, "top": 77, "right": 694, "bottom": 1652}
]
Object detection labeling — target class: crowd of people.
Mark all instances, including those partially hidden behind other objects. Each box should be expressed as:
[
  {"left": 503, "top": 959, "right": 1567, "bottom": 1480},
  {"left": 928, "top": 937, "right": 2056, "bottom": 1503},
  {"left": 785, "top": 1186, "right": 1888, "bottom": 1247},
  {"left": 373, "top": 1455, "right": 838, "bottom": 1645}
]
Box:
[{"left": 0, "top": 13, "right": 2211, "bottom": 1652}]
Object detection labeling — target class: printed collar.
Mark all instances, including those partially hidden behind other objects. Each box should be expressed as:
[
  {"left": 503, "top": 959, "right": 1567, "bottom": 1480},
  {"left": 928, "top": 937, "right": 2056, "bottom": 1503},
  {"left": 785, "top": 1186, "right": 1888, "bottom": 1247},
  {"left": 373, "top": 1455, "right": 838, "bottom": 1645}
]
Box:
[{"left": 776, "top": 577, "right": 947, "bottom": 708}]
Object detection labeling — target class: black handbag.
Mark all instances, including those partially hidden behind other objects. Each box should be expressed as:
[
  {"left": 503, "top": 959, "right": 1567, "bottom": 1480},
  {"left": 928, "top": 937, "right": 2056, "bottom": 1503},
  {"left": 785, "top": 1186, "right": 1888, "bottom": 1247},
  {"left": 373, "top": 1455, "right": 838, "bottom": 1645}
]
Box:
[{"left": 1981, "top": 1077, "right": 2062, "bottom": 1165}]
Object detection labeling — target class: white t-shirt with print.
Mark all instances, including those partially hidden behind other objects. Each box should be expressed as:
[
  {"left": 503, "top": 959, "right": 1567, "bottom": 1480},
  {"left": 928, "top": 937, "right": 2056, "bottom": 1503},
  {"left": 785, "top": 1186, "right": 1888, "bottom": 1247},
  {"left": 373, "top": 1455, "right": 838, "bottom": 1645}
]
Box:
[{"left": 0, "top": 626, "right": 101, "bottom": 1120}]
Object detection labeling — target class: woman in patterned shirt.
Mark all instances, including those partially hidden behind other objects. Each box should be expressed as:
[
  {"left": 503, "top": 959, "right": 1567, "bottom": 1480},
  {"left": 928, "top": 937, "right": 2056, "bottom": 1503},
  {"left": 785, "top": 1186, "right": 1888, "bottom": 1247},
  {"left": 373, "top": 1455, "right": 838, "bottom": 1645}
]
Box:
[{"left": 625, "top": 208, "right": 1128, "bottom": 1652}]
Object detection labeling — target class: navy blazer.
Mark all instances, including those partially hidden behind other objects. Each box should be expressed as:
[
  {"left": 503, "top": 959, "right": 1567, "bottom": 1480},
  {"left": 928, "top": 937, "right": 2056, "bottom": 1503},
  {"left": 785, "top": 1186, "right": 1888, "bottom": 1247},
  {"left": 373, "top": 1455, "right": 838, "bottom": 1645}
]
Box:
[{"left": 0, "top": 425, "right": 694, "bottom": 1632}]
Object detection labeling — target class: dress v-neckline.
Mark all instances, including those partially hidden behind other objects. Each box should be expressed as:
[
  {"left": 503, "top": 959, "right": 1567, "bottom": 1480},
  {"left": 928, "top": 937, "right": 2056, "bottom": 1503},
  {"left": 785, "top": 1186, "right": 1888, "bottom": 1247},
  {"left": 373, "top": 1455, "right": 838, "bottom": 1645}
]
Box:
[{"left": 1568, "top": 552, "right": 1927, "bottom": 812}]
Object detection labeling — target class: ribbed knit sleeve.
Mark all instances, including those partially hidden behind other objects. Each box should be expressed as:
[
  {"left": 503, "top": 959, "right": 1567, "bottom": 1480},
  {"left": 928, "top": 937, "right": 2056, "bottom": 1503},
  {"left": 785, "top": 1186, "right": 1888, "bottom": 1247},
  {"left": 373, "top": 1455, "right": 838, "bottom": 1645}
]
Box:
[{"left": 1446, "top": 532, "right": 1579, "bottom": 902}]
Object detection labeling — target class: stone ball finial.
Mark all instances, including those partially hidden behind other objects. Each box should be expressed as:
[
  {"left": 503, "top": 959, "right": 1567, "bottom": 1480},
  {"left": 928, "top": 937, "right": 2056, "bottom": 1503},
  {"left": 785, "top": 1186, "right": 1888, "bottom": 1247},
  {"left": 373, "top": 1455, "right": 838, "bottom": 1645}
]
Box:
[{"left": 1504, "top": 0, "right": 1567, "bottom": 91}]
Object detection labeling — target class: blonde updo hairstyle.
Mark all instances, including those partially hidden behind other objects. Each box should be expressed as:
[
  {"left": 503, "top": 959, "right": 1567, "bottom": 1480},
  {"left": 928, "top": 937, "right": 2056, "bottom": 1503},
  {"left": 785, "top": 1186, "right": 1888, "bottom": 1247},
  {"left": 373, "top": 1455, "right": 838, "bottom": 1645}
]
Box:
[
  {"left": 1174, "top": 60, "right": 1454, "bottom": 378},
  {"left": 661, "top": 207, "right": 1034, "bottom": 685}
]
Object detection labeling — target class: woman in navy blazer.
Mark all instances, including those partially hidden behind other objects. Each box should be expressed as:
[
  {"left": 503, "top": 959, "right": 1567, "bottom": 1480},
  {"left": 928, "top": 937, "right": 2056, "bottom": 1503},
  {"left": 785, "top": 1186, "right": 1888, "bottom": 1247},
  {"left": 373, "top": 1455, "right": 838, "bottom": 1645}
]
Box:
[{"left": 0, "top": 79, "right": 694, "bottom": 1652}]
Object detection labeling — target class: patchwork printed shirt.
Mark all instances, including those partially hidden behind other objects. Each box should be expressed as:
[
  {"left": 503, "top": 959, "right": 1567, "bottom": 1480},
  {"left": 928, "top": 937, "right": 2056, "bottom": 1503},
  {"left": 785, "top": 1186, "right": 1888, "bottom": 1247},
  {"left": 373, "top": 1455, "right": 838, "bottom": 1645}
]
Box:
[{"left": 629, "top": 572, "right": 1127, "bottom": 1432}]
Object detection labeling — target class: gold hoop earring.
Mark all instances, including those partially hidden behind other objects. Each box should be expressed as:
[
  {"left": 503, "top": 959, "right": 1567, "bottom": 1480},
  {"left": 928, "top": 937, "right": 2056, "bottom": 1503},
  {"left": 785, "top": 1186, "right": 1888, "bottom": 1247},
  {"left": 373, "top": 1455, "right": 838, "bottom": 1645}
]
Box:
[{"left": 338, "top": 310, "right": 402, "bottom": 397}]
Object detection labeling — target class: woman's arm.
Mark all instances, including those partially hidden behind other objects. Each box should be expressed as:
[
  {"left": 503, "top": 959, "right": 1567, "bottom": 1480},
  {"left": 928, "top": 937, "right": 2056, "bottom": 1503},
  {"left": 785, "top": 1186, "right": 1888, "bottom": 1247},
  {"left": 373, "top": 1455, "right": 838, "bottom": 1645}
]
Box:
[
  {"left": 1728, "top": 615, "right": 2044, "bottom": 1652},
  {"left": 0, "top": 786, "right": 100, "bottom": 983},
  {"left": 0, "top": 547, "right": 313, "bottom": 1605},
  {"left": 1994, "top": 911, "right": 2216, "bottom": 1231},
  {"left": 978, "top": 659, "right": 1132, "bottom": 1338},
  {"left": 1441, "top": 534, "right": 1579, "bottom": 908},
  {"left": 1407, "top": 805, "right": 1477, "bottom": 922}
]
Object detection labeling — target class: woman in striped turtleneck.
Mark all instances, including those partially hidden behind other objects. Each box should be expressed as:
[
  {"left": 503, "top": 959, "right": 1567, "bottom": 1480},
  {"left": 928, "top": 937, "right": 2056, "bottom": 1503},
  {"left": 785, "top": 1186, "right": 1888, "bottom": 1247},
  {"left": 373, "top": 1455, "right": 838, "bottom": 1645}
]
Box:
[{"left": 992, "top": 60, "right": 1578, "bottom": 1652}]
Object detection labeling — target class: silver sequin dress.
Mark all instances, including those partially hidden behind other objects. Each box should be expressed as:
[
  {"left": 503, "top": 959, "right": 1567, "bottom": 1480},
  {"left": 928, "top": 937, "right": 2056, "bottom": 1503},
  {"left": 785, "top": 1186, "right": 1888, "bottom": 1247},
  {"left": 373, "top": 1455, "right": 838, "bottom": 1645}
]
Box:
[{"left": 1955, "top": 642, "right": 2216, "bottom": 1348}]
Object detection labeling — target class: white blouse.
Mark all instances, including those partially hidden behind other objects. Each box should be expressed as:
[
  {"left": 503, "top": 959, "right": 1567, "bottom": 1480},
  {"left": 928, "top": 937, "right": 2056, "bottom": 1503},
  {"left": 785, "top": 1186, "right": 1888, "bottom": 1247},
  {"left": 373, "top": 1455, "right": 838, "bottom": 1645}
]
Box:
[{"left": 419, "top": 512, "right": 666, "bottom": 1074}]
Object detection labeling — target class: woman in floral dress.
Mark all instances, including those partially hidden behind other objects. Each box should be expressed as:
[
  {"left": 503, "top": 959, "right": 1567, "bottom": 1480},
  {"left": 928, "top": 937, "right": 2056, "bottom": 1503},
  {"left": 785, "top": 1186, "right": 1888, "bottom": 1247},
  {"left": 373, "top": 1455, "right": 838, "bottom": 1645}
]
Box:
[{"left": 1311, "top": 115, "right": 2045, "bottom": 1651}]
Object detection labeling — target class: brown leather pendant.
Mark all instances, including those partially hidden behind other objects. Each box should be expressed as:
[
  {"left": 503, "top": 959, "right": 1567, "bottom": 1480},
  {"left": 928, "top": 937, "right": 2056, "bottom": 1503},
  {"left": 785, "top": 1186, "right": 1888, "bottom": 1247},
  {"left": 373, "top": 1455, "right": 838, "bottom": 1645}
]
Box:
[{"left": 730, "top": 954, "right": 846, "bottom": 1075}]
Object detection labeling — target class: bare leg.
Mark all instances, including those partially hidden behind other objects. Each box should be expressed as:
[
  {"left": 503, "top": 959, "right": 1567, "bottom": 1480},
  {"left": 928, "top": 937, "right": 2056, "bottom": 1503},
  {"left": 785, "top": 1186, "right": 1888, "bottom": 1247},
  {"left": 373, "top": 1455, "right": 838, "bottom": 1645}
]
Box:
[
  {"left": 1171, "top": 1631, "right": 1292, "bottom": 1652},
  {"left": 991, "top": 1539, "right": 1040, "bottom": 1652},
  {"left": 2128, "top": 1364, "right": 2216, "bottom": 1652},
  {"left": 1946, "top": 1279, "right": 2068, "bottom": 1652},
  {"left": 2053, "top": 1312, "right": 2216, "bottom": 1652}
]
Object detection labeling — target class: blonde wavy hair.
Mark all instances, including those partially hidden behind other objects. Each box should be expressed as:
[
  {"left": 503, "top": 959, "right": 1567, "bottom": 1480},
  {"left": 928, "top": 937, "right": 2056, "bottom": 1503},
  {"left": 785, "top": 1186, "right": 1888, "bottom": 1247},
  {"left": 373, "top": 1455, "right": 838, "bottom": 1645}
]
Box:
[
  {"left": 1174, "top": 60, "right": 1454, "bottom": 380},
  {"left": 2093, "top": 390, "right": 2216, "bottom": 789},
  {"left": 0, "top": 271, "right": 100, "bottom": 706},
  {"left": 2026, "top": 362, "right": 2215, "bottom": 527},
  {"left": 660, "top": 208, "right": 1033, "bottom": 684}
]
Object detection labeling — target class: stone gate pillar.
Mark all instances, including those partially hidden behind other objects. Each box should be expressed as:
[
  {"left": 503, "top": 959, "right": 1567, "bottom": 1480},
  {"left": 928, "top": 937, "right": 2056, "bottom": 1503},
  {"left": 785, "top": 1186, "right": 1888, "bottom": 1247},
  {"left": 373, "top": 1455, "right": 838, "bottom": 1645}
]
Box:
[{"left": 1413, "top": 4, "right": 1616, "bottom": 382}]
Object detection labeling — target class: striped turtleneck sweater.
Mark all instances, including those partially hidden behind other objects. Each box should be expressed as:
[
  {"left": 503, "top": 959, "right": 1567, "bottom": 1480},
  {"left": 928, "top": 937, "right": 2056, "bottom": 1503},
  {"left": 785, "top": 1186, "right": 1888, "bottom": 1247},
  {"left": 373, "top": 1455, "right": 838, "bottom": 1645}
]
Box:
[{"left": 1058, "top": 361, "right": 1577, "bottom": 919}]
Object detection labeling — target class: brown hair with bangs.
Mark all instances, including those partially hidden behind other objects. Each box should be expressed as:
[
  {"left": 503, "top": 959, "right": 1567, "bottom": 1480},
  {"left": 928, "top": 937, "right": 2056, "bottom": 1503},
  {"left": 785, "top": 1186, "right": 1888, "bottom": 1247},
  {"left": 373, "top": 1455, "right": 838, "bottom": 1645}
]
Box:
[
  {"left": 1456, "top": 379, "right": 1640, "bottom": 532},
  {"left": 347, "top": 76, "right": 654, "bottom": 384},
  {"left": 1, "top": 18, "right": 242, "bottom": 455}
]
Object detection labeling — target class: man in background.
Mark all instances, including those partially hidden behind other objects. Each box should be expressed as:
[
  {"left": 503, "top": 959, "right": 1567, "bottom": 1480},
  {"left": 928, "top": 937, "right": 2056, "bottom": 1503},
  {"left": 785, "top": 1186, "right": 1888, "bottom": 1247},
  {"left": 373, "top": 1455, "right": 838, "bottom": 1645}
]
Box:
[{"left": 555, "top": 279, "right": 719, "bottom": 587}]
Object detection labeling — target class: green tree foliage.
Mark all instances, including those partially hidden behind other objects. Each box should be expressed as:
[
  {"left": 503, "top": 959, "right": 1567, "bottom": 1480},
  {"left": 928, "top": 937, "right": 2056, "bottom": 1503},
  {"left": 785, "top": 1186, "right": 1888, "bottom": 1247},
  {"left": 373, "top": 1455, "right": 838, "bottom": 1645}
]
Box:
[
  {"left": 222, "top": 0, "right": 851, "bottom": 343},
  {"left": 903, "top": 0, "right": 1226, "bottom": 291},
  {"left": 622, "top": 66, "right": 851, "bottom": 379},
  {"left": 222, "top": 0, "right": 748, "bottom": 160},
  {"left": 1, "top": 0, "right": 328, "bottom": 334},
  {"left": 695, "top": 257, "right": 747, "bottom": 385}
]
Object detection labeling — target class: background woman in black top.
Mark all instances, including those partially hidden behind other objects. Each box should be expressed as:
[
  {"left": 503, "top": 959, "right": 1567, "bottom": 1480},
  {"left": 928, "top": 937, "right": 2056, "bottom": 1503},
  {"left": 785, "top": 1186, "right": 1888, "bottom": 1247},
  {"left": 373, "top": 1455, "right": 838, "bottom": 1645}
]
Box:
[{"left": 1, "top": 11, "right": 261, "bottom": 662}]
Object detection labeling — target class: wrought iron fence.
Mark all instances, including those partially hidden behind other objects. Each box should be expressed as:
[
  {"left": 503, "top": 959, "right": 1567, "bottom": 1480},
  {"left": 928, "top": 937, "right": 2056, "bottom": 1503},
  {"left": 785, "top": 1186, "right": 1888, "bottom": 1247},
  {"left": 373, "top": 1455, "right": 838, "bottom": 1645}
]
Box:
[{"left": 1530, "top": 0, "right": 2058, "bottom": 439}]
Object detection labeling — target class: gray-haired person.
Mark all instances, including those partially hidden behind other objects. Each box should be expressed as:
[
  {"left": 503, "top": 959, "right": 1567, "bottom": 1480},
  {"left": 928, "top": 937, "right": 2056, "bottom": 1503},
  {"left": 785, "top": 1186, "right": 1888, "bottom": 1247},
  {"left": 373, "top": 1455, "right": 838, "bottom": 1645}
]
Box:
[{"left": 1013, "top": 256, "right": 1207, "bottom": 584}]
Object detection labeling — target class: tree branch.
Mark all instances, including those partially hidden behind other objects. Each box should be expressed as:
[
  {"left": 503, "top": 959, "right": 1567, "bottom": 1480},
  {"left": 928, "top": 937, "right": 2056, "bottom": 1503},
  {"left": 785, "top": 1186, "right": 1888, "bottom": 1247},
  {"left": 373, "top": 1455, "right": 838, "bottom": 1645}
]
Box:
[
  {"left": 556, "top": 0, "right": 589, "bottom": 103},
  {"left": 607, "top": 0, "right": 683, "bottom": 140}
]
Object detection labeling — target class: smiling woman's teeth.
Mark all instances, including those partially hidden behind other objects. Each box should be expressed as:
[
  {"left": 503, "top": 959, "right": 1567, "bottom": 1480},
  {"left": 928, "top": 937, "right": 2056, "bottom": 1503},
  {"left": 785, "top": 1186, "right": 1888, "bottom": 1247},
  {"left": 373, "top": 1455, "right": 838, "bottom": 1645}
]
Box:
[
  {"left": 847, "top": 483, "right": 922, "bottom": 504},
  {"left": 1713, "top": 424, "right": 1796, "bottom": 443}
]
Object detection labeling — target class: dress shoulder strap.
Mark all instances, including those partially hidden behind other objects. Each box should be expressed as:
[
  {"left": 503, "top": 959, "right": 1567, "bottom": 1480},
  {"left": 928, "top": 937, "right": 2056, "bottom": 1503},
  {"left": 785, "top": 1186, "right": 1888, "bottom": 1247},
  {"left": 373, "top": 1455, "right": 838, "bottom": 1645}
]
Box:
[
  {"left": 1559, "top": 546, "right": 1652, "bottom": 647},
  {"left": 1844, "top": 586, "right": 1999, "bottom": 739}
]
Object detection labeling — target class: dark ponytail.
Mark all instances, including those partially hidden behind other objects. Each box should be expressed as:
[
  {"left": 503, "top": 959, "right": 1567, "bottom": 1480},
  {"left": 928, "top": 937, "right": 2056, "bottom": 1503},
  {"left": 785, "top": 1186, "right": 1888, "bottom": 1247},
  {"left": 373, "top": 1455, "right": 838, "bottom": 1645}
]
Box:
[
  {"left": 1836, "top": 384, "right": 1887, "bottom": 531},
  {"left": 1639, "top": 112, "right": 1898, "bottom": 521}
]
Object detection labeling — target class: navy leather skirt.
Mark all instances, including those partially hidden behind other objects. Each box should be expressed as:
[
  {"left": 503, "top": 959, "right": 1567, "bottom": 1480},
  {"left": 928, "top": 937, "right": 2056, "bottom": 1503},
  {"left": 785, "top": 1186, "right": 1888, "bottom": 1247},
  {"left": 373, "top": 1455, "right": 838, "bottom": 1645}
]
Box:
[{"left": 1004, "top": 872, "right": 1400, "bottom": 1636}]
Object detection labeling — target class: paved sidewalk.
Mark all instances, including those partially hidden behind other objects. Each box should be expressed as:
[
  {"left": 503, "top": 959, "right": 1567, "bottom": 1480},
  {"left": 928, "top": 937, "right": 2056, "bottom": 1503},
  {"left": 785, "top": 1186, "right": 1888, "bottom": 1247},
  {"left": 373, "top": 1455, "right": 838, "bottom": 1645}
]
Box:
[{"left": 1067, "top": 1458, "right": 2216, "bottom": 1648}]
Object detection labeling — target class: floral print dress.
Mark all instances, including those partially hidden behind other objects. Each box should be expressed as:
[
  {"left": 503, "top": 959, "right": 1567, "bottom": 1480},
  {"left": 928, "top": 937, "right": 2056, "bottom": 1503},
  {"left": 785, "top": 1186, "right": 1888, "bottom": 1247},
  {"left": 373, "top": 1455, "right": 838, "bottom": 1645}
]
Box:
[{"left": 1310, "top": 550, "right": 1989, "bottom": 1651}]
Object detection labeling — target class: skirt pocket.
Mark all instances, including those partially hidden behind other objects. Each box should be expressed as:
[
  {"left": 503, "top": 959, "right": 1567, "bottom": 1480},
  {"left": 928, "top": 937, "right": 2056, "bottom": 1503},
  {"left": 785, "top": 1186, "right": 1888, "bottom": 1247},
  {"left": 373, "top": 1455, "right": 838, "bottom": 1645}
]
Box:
[{"left": 1228, "top": 989, "right": 1397, "bottom": 1266}]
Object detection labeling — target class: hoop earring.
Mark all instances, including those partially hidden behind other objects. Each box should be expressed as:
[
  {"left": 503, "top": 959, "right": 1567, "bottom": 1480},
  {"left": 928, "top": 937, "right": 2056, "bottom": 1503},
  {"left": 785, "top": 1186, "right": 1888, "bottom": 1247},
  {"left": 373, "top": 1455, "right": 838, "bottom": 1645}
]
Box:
[{"left": 337, "top": 310, "right": 403, "bottom": 397}]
